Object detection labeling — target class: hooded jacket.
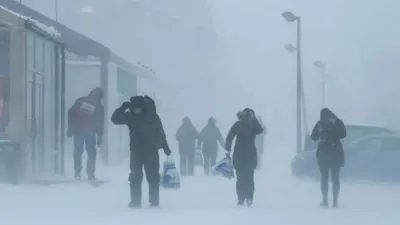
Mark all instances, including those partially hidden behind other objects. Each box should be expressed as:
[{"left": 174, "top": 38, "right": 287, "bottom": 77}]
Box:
[
  {"left": 67, "top": 88, "right": 104, "bottom": 136},
  {"left": 176, "top": 117, "right": 199, "bottom": 152},
  {"left": 225, "top": 108, "right": 264, "bottom": 169},
  {"left": 311, "top": 108, "right": 346, "bottom": 166},
  {"left": 111, "top": 96, "right": 170, "bottom": 152},
  {"left": 198, "top": 118, "right": 224, "bottom": 153}
]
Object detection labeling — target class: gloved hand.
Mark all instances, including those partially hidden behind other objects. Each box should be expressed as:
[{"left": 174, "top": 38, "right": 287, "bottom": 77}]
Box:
[
  {"left": 97, "top": 135, "right": 103, "bottom": 147},
  {"left": 121, "top": 101, "right": 131, "bottom": 110},
  {"left": 164, "top": 148, "right": 172, "bottom": 156}
]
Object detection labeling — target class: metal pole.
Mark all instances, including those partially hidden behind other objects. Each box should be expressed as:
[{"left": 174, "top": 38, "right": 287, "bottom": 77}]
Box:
[
  {"left": 296, "top": 17, "right": 302, "bottom": 154},
  {"left": 55, "top": 0, "right": 58, "bottom": 22},
  {"left": 60, "top": 44, "right": 66, "bottom": 176}
]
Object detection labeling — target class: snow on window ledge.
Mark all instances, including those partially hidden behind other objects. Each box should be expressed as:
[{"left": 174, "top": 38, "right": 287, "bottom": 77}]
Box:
[{"left": 0, "top": 6, "right": 61, "bottom": 38}]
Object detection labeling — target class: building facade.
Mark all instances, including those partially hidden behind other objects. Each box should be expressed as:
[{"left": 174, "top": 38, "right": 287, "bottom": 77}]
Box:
[{"left": 0, "top": 5, "right": 65, "bottom": 180}]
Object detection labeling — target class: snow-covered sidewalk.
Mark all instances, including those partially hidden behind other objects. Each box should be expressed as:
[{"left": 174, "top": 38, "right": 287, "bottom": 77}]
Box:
[{"left": 1, "top": 160, "right": 400, "bottom": 225}]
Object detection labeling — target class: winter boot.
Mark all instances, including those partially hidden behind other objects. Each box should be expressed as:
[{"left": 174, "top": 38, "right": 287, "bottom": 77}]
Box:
[
  {"left": 332, "top": 196, "right": 338, "bottom": 208},
  {"left": 75, "top": 171, "right": 81, "bottom": 180},
  {"left": 246, "top": 199, "right": 253, "bottom": 207},
  {"left": 129, "top": 184, "right": 142, "bottom": 209},
  {"left": 320, "top": 195, "right": 328, "bottom": 207},
  {"left": 128, "top": 201, "right": 141, "bottom": 209},
  {"left": 149, "top": 203, "right": 160, "bottom": 208},
  {"left": 237, "top": 198, "right": 245, "bottom": 206},
  {"left": 88, "top": 174, "right": 96, "bottom": 181}
]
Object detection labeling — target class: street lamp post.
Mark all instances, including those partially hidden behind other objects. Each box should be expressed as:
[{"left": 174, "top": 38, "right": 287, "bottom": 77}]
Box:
[
  {"left": 313, "top": 61, "right": 327, "bottom": 108},
  {"left": 282, "top": 11, "right": 302, "bottom": 154},
  {"left": 55, "top": 0, "right": 59, "bottom": 22}
]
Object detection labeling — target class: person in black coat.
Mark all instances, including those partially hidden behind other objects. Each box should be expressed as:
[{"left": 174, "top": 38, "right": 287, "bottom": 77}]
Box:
[
  {"left": 111, "top": 96, "right": 171, "bottom": 208},
  {"left": 311, "top": 108, "right": 346, "bottom": 208},
  {"left": 176, "top": 117, "right": 199, "bottom": 176},
  {"left": 225, "top": 108, "right": 264, "bottom": 207},
  {"left": 198, "top": 117, "right": 224, "bottom": 176}
]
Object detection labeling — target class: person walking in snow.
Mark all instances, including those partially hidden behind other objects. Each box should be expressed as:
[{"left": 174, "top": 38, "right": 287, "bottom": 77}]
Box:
[
  {"left": 225, "top": 108, "right": 264, "bottom": 207},
  {"left": 311, "top": 108, "right": 346, "bottom": 208},
  {"left": 111, "top": 95, "right": 171, "bottom": 208},
  {"left": 67, "top": 87, "right": 104, "bottom": 181},
  {"left": 198, "top": 117, "right": 224, "bottom": 175},
  {"left": 176, "top": 117, "right": 199, "bottom": 176}
]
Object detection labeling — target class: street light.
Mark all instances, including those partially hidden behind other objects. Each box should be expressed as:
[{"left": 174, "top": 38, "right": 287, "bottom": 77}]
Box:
[
  {"left": 284, "top": 44, "right": 297, "bottom": 53},
  {"left": 282, "top": 11, "right": 302, "bottom": 154},
  {"left": 282, "top": 12, "right": 299, "bottom": 22},
  {"left": 313, "top": 60, "right": 327, "bottom": 108}
]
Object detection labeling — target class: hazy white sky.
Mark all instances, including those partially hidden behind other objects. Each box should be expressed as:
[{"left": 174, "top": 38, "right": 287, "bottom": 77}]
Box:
[
  {"left": 19, "top": 0, "right": 400, "bottom": 143},
  {"left": 210, "top": 0, "right": 400, "bottom": 129}
]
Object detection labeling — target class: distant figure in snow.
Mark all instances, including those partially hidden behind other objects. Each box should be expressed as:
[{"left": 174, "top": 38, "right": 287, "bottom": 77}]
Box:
[
  {"left": 198, "top": 117, "right": 224, "bottom": 175},
  {"left": 176, "top": 117, "right": 199, "bottom": 176}
]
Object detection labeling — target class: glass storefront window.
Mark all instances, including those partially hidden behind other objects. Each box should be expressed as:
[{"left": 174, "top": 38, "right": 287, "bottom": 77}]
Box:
[
  {"left": 35, "top": 36, "right": 44, "bottom": 73},
  {"left": 27, "top": 32, "right": 34, "bottom": 71},
  {"left": 117, "top": 68, "right": 136, "bottom": 96},
  {"left": 0, "top": 27, "right": 10, "bottom": 138},
  {"left": 44, "top": 41, "right": 53, "bottom": 79}
]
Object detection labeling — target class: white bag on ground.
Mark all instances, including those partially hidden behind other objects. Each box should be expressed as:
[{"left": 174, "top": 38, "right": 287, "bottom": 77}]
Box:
[
  {"left": 212, "top": 156, "right": 235, "bottom": 179},
  {"left": 161, "top": 156, "right": 181, "bottom": 189}
]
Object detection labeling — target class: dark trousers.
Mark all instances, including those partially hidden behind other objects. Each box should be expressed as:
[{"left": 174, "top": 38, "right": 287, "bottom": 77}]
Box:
[
  {"left": 236, "top": 167, "right": 255, "bottom": 202},
  {"left": 73, "top": 132, "right": 97, "bottom": 178},
  {"left": 203, "top": 150, "right": 217, "bottom": 176},
  {"left": 318, "top": 162, "right": 341, "bottom": 200},
  {"left": 179, "top": 150, "right": 194, "bottom": 176},
  {"left": 129, "top": 150, "right": 160, "bottom": 206}
]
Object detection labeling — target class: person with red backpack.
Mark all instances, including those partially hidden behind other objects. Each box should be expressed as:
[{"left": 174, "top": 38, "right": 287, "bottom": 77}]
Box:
[{"left": 67, "top": 87, "right": 104, "bottom": 181}]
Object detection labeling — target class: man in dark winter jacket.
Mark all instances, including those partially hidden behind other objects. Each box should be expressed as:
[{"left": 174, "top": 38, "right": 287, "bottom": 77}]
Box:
[
  {"left": 311, "top": 108, "right": 346, "bottom": 208},
  {"left": 67, "top": 87, "right": 104, "bottom": 180},
  {"left": 111, "top": 95, "right": 171, "bottom": 208},
  {"left": 176, "top": 117, "right": 199, "bottom": 176},
  {"left": 198, "top": 117, "right": 224, "bottom": 176},
  {"left": 255, "top": 116, "right": 266, "bottom": 170},
  {"left": 225, "top": 108, "right": 264, "bottom": 207}
]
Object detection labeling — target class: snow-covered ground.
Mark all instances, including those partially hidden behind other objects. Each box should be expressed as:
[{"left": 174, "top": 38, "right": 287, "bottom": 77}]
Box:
[{"left": 1, "top": 149, "right": 400, "bottom": 225}]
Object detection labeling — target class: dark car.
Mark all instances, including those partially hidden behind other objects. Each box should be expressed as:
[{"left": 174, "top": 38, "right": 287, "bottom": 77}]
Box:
[{"left": 291, "top": 134, "right": 400, "bottom": 182}]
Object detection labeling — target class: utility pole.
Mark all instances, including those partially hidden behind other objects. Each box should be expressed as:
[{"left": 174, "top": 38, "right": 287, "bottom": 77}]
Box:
[
  {"left": 55, "top": 0, "right": 58, "bottom": 22},
  {"left": 296, "top": 17, "right": 302, "bottom": 154},
  {"left": 282, "top": 11, "right": 303, "bottom": 154}
]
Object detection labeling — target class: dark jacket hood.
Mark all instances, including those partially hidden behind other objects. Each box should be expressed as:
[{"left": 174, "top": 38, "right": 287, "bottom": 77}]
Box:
[
  {"left": 320, "top": 108, "right": 337, "bottom": 121},
  {"left": 208, "top": 117, "right": 216, "bottom": 126},
  {"left": 144, "top": 95, "right": 157, "bottom": 114},
  {"left": 88, "top": 87, "right": 104, "bottom": 101},
  {"left": 182, "top": 117, "right": 192, "bottom": 125},
  {"left": 130, "top": 96, "right": 145, "bottom": 109}
]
